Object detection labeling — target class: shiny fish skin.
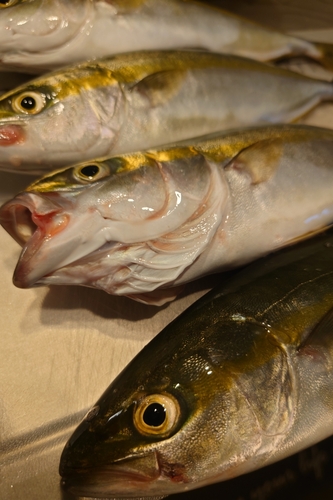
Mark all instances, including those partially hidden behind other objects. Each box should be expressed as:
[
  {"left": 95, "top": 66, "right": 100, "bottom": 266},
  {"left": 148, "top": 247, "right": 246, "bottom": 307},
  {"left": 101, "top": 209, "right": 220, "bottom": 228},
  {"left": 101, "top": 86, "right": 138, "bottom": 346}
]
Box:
[
  {"left": 59, "top": 229, "right": 333, "bottom": 498},
  {"left": 0, "top": 0, "right": 332, "bottom": 73},
  {"left": 3, "top": 124, "right": 333, "bottom": 304},
  {"left": 1, "top": 51, "right": 333, "bottom": 173}
]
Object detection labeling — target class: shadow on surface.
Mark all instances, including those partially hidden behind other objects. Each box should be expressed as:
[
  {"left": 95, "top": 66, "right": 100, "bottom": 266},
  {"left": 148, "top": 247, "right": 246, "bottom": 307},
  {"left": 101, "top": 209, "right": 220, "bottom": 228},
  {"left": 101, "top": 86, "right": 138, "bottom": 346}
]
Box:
[{"left": 40, "top": 273, "right": 227, "bottom": 323}]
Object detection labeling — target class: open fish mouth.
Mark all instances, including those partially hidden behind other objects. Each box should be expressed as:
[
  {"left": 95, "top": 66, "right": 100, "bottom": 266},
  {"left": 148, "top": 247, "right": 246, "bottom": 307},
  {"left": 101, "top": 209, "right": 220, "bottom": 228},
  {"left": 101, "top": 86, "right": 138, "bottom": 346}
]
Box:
[
  {"left": 0, "top": 192, "right": 64, "bottom": 245},
  {"left": 0, "top": 192, "right": 72, "bottom": 287}
]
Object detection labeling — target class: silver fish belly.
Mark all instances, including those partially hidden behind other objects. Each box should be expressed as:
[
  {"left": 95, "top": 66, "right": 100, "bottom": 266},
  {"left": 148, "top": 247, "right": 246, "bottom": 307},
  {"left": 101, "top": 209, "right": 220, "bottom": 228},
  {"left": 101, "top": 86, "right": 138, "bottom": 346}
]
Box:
[
  {"left": 2, "top": 124, "right": 333, "bottom": 304},
  {"left": 0, "top": 51, "right": 333, "bottom": 173},
  {"left": 0, "top": 0, "right": 331, "bottom": 73},
  {"left": 59, "top": 229, "right": 333, "bottom": 498}
]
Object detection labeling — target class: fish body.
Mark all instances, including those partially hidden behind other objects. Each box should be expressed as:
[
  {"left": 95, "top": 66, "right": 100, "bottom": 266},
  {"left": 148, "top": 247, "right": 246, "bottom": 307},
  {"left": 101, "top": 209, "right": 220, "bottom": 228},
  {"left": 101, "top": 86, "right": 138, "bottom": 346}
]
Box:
[
  {"left": 60, "top": 229, "right": 333, "bottom": 497},
  {"left": 0, "top": 50, "right": 333, "bottom": 173},
  {"left": 3, "top": 124, "right": 333, "bottom": 304},
  {"left": 0, "top": 0, "right": 331, "bottom": 73}
]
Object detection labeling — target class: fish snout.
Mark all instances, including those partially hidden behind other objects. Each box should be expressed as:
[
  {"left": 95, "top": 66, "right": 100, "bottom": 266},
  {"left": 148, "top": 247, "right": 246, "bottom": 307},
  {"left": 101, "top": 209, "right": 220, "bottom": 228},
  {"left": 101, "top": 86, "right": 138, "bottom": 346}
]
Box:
[
  {"left": 61, "top": 450, "right": 162, "bottom": 498},
  {"left": 0, "top": 124, "right": 25, "bottom": 146},
  {"left": 0, "top": 192, "right": 66, "bottom": 247}
]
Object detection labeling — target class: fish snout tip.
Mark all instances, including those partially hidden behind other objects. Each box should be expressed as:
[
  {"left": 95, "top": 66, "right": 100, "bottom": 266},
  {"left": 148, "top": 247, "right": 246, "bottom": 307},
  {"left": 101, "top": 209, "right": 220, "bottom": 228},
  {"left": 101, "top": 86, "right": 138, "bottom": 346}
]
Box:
[
  {"left": 0, "top": 192, "right": 66, "bottom": 246},
  {"left": 0, "top": 123, "right": 25, "bottom": 146}
]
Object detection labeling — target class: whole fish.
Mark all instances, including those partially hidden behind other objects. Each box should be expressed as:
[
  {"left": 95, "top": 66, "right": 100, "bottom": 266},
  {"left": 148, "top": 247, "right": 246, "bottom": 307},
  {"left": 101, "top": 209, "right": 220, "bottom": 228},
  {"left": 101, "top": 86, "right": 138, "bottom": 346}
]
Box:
[
  {"left": 1, "top": 51, "right": 333, "bottom": 174},
  {"left": 59, "top": 229, "right": 333, "bottom": 498},
  {"left": 3, "top": 124, "right": 333, "bottom": 305},
  {"left": 0, "top": 0, "right": 332, "bottom": 74}
]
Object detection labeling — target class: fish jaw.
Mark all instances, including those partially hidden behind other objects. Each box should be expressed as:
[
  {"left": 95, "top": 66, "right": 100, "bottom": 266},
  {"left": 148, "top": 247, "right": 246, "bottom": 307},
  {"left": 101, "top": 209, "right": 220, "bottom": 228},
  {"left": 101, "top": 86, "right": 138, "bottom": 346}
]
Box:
[
  {"left": 0, "top": 191, "right": 106, "bottom": 288},
  {"left": 60, "top": 450, "right": 177, "bottom": 498}
]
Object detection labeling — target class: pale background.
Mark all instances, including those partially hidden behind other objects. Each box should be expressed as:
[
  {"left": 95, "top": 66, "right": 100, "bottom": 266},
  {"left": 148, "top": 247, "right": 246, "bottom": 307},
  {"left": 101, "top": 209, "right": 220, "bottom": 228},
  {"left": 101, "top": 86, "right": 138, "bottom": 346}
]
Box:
[{"left": 1, "top": 1, "right": 333, "bottom": 499}]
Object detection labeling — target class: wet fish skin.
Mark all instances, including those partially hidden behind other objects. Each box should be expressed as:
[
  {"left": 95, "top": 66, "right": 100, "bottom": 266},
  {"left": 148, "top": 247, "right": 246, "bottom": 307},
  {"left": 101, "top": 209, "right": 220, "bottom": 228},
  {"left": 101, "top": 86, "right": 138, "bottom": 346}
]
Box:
[
  {"left": 0, "top": 0, "right": 331, "bottom": 73},
  {"left": 59, "top": 229, "right": 333, "bottom": 498},
  {"left": 3, "top": 124, "right": 333, "bottom": 304},
  {"left": 0, "top": 50, "right": 333, "bottom": 173}
]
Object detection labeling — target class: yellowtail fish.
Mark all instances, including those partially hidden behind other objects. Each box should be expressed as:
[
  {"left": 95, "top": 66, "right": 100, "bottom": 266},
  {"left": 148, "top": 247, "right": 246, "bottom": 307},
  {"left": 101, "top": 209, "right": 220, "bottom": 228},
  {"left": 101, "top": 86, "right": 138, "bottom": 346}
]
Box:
[
  {"left": 1, "top": 51, "right": 333, "bottom": 173},
  {"left": 0, "top": 0, "right": 332, "bottom": 73},
  {"left": 59, "top": 228, "right": 333, "bottom": 498},
  {"left": 2, "top": 124, "right": 333, "bottom": 305}
]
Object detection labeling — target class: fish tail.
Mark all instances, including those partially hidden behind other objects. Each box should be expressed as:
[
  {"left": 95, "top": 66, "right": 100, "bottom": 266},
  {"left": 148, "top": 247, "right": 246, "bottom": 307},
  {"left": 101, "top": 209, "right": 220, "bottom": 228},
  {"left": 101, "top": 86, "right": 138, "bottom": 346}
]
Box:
[{"left": 312, "top": 41, "right": 333, "bottom": 72}]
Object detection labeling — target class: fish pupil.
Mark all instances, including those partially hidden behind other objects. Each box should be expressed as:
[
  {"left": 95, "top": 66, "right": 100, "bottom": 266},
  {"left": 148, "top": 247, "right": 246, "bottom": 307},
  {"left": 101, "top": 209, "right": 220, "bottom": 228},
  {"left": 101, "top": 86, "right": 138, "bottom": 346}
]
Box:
[
  {"left": 143, "top": 403, "right": 166, "bottom": 427},
  {"left": 80, "top": 165, "right": 100, "bottom": 178},
  {"left": 21, "top": 96, "right": 36, "bottom": 110}
]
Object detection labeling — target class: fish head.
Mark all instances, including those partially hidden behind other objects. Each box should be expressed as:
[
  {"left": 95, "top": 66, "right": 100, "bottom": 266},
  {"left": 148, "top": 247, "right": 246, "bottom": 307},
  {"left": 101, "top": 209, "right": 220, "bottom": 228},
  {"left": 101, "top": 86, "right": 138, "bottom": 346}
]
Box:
[
  {"left": 59, "top": 307, "right": 269, "bottom": 497},
  {"left": 0, "top": 0, "right": 91, "bottom": 70},
  {"left": 0, "top": 151, "right": 228, "bottom": 299},
  {"left": 0, "top": 66, "right": 124, "bottom": 172}
]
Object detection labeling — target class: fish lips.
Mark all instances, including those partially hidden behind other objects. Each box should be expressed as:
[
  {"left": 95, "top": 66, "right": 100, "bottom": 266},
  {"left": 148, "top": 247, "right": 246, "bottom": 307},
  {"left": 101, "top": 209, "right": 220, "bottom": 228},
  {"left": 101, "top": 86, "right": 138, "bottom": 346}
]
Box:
[
  {"left": 60, "top": 451, "right": 170, "bottom": 498},
  {"left": 0, "top": 191, "right": 77, "bottom": 288}
]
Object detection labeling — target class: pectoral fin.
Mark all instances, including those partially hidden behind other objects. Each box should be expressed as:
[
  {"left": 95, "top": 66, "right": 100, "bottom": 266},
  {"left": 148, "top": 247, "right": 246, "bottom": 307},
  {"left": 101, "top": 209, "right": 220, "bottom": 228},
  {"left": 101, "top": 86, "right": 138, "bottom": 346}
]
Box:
[
  {"left": 132, "top": 70, "right": 186, "bottom": 107},
  {"left": 298, "top": 306, "right": 333, "bottom": 369},
  {"left": 236, "top": 348, "right": 295, "bottom": 437},
  {"left": 286, "top": 225, "right": 332, "bottom": 246},
  {"left": 225, "top": 138, "right": 283, "bottom": 184}
]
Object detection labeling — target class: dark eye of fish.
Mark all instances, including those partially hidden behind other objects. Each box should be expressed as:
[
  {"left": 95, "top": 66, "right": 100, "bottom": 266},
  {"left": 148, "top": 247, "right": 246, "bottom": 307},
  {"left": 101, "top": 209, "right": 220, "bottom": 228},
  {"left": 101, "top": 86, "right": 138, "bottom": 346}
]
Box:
[
  {"left": 80, "top": 165, "right": 100, "bottom": 179},
  {"left": 20, "top": 96, "right": 36, "bottom": 111},
  {"left": 134, "top": 393, "right": 181, "bottom": 437},
  {"left": 143, "top": 403, "right": 166, "bottom": 427},
  {"left": 12, "top": 91, "right": 46, "bottom": 115},
  {"left": 73, "top": 163, "right": 111, "bottom": 183}
]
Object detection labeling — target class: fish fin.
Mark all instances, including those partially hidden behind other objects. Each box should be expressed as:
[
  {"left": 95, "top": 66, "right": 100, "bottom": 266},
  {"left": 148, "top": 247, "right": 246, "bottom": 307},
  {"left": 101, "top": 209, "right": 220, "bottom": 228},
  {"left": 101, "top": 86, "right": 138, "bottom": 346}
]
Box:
[
  {"left": 298, "top": 307, "right": 333, "bottom": 366},
  {"left": 225, "top": 138, "right": 283, "bottom": 184},
  {"left": 235, "top": 333, "right": 295, "bottom": 437},
  {"left": 131, "top": 70, "right": 186, "bottom": 107},
  {"left": 126, "top": 285, "right": 185, "bottom": 306},
  {"left": 286, "top": 225, "right": 332, "bottom": 246}
]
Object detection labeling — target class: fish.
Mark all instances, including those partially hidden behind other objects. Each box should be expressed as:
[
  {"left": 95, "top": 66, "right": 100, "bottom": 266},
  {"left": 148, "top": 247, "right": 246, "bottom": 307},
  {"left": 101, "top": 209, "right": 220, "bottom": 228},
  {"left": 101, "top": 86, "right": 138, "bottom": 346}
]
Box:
[
  {"left": 3, "top": 124, "right": 333, "bottom": 305},
  {"left": 1, "top": 50, "right": 333, "bottom": 174},
  {"left": 59, "top": 228, "right": 333, "bottom": 498},
  {"left": 0, "top": 0, "right": 333, "bottom": 74}
]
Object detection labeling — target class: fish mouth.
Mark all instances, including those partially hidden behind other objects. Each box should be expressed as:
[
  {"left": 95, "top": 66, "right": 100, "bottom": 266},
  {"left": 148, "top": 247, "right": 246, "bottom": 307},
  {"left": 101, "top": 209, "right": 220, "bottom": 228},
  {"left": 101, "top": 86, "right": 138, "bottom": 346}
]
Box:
[
  {"left": 0, "top": 192, "right": 72, "bottom": 288},
  {"left": 60, "top": 452, "right": 169, "bottom": 498},
  {"left": 0, "top": 123, "right": 26, "bottom": 146}
]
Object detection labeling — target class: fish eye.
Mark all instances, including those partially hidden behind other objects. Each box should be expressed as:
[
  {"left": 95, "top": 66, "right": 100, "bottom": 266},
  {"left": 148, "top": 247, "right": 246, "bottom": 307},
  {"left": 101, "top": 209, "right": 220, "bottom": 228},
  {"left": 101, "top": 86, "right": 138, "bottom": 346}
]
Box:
[
  {"left": 134, "top": 393, "right": 180, "bottom": 437},
  {"left": 74, "top": 163, "right": 110, "bottom": 183},
  {"left": 11, "top": 91, "right": 46, "bottom": 115},
  {"left": 0, "top": 0, "right": 19, "bottom": 7}
]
